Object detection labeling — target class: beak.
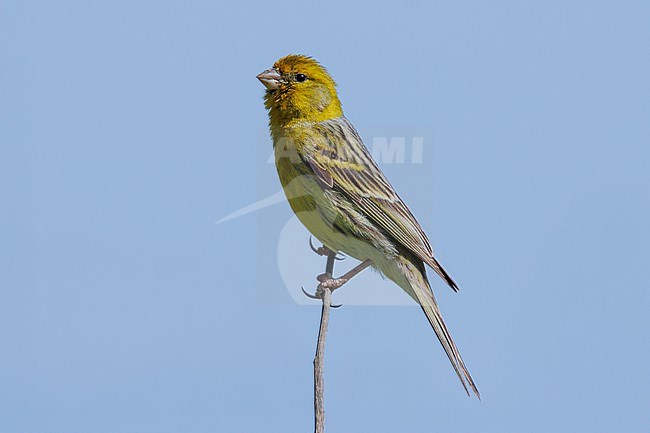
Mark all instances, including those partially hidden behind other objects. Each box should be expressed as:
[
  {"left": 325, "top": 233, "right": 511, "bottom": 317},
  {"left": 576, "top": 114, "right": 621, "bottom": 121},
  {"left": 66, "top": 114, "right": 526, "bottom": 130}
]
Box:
[{"left": 256, "top": 68, "right": 282, "bottom": 90}]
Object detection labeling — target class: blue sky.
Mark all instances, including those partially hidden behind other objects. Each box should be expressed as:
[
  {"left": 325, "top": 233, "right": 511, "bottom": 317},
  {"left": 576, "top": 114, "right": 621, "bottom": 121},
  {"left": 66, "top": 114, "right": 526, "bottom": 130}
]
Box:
[{"left": 1, "top": 1, "right": 649, "bottom": 432}]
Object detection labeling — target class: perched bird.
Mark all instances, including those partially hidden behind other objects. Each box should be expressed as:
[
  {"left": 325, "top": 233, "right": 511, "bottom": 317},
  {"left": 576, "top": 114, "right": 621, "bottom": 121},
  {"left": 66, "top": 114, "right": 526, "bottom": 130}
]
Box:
[{"left": 257, "top": 54, "right": 479, "bottom": 397}]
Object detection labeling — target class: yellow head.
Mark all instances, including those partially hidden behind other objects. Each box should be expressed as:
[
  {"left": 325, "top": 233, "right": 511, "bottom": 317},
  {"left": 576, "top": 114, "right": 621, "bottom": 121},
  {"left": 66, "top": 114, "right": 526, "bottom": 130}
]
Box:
[{"left": 257, "top": 55, "right": 343, "bottom": 125}]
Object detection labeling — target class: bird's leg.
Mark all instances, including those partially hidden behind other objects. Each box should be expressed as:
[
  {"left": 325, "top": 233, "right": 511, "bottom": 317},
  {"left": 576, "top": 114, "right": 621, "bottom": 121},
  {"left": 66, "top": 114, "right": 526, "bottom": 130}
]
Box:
[
  {"left": 303, "top": 238, "right": 372, "bottom": 304},
  {"left": 302, "top": 249, "right": 340, "bottom": 306}
]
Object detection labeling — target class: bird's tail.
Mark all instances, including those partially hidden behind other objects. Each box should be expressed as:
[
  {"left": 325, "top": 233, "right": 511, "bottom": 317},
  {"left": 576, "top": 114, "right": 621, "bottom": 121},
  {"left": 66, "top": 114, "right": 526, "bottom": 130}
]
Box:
[{"left": 397, "top": 256, "right": 480, "bottom": 398}]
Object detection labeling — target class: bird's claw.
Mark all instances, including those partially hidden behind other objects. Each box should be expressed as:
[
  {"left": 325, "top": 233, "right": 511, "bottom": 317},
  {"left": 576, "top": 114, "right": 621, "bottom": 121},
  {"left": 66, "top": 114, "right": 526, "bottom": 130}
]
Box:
[
  {"left": 301, "top": 284, "right": 343, "bottom": 308},
  {"left": 308, "top": 237, "right": 329, "bottom": 256},
  {"left": 308, "top": 237, "right": 320, "bottom": 254},
  {"left": 301, "top": 286, "right": 320, "bottom": 300},
  {"left": 308, "top": 237, "right": 345, "bottom": 260}
]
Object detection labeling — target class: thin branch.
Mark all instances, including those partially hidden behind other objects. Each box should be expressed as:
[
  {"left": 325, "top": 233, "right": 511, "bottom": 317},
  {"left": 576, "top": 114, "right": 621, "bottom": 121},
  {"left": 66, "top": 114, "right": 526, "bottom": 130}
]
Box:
[
  {"left": 313, "top": 250, "right": 336, "bottom": 433},
  {"left": 308, "top": 248, "right": 372, "bottom": 432}
]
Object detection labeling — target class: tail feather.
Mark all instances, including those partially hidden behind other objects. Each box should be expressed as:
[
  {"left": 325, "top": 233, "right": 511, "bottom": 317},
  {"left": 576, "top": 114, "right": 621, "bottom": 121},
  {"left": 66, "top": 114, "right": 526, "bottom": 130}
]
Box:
[
  {"left": 426, "top": 256, "right": 459, "bottom": 292},
  {"left": 400, "top": 257, "right": 480, "bottom": 398},
  {"left": 415, "top": 288, "right": 480, "bottom": 398}
]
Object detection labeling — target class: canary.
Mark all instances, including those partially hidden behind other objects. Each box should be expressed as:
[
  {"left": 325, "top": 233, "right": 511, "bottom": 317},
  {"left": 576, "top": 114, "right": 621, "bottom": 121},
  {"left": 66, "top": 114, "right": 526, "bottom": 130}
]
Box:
[{"left": 257, "top": 54, "right": 479, "bottom": 397}]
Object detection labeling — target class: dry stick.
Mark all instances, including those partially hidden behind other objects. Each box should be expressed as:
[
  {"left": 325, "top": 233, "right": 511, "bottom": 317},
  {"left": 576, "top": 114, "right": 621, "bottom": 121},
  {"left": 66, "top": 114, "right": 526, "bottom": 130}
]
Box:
[
  {"left": 312, "top": 254, "right": 372, "bottom": 432},
  {"left": 313, "top": 251, "right": 336, "bottom": 433}
]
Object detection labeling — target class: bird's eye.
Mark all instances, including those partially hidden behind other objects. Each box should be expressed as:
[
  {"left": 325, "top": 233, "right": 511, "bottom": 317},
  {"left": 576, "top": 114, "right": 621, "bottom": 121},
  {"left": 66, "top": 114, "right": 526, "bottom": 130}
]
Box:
[{"left": 296, "top": 74, "right": 307, "bottom": 82}]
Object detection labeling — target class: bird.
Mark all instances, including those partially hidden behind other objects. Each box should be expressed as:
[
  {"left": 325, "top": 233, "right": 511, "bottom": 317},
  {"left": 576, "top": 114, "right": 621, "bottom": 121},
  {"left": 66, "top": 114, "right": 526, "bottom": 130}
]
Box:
[{"left": 257, "top": 54, "right": 479, "bottom": 398}]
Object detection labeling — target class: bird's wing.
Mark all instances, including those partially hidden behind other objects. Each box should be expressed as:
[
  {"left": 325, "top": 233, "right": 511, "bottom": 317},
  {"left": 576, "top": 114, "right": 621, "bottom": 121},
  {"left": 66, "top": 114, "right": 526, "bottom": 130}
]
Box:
[{"left": 306, "top": 117, "right": 459, "bottom": 291}]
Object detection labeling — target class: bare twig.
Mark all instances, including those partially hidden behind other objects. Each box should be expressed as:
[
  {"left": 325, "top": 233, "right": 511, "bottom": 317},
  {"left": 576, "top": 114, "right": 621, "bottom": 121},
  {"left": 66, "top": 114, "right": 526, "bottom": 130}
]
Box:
[
  {"left": 307, "top": 247, "right": 372, "bottom": 433},
  {"left": 313, "top": 251, "right": 336, "bottom": 433}
]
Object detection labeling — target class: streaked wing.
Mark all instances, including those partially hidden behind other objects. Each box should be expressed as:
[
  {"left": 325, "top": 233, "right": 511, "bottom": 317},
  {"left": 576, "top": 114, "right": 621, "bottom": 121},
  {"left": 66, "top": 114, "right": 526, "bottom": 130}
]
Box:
[{"left": 306, "top": 117, "right": 459, "bottom": 291}]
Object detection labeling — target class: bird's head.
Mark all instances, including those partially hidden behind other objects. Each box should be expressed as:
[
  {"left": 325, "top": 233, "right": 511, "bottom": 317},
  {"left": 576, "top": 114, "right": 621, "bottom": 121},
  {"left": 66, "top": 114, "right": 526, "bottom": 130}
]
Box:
[{"left": 257, "top": 55, "right": 342, "bottom": 124}]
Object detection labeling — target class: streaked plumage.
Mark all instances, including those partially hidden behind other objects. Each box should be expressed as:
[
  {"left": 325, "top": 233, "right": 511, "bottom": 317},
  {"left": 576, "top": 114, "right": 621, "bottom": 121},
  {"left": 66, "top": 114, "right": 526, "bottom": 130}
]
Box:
[{"left": 258, "top": 54, "right": 479, "bottom": 397}]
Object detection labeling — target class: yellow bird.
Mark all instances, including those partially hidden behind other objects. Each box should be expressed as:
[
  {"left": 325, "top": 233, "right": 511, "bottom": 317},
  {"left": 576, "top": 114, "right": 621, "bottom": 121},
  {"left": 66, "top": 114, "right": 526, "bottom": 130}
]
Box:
[{"left": 257, "top": 54, "right": 479, "bottom": 397}]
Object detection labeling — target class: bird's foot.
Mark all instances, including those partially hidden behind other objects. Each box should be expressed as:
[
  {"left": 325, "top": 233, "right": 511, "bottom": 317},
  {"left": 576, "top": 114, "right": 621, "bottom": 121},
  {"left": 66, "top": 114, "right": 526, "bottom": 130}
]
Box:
[
  {"left": 300, "top": 272, "right": 346, "bottom": 308},
  {"left": 301, "top": 259, "right": 373, "bottom": 307},
  {"left": 301, "top": 280, "right": 342, "bottom": 308},
  {"left": 316, "top": 273, "right": 349, "bottom": 291}
]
